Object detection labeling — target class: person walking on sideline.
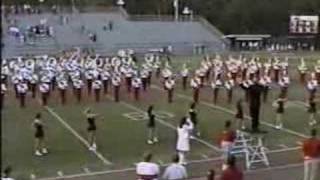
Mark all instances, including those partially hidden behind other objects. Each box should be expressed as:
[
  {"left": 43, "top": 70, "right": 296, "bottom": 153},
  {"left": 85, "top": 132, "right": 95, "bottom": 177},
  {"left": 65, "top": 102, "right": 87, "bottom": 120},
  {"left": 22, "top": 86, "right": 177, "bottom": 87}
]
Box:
[
  {"left": 303, "top": 129, "right": 320, "bottom": 180},
  {"left": 162, "top": 154, "right": 187, "bottom": 180}
]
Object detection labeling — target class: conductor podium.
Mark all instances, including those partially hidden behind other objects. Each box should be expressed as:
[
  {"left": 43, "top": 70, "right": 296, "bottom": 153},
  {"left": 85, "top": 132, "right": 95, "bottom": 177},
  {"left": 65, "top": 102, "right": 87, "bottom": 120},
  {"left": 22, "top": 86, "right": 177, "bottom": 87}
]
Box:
[{"left": 231, "top": 131, "right": 270, "bottom": 169}]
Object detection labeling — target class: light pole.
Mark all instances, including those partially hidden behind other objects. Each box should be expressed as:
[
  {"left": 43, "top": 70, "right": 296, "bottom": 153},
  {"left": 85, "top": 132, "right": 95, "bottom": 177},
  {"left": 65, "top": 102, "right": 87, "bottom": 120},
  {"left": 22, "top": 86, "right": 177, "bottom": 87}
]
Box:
[{"left": 173, "top": 0, "right": 179, "bottom": 21}]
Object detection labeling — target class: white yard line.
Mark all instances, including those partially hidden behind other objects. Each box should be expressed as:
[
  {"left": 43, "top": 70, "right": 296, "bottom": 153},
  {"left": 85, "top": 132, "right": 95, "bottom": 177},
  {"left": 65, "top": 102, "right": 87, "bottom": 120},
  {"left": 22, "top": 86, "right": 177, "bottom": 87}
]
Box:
[
  {"left": 151, "top": 85, "right": 310, "bottom": 139},
  {"left": 37, "top": 146, "right": 302, "bottom": 180},
  {"left": 291, "top": 100, "right": 320, "bottom": 114},
  {"left": 45, "top": 106, "right": 112, "bottom": 165},
  {"left": 119, "top": 100, "right": 222, "bottom": 152}
]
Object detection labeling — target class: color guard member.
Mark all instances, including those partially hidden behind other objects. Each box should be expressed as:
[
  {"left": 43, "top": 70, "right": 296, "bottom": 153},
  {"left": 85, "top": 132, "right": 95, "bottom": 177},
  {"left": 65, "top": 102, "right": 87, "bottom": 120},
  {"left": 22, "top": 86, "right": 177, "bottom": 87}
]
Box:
[
  {"left": 84, "top": 108, "right": 100, "bottom": 151},
  {"left": 147, "top": 105, "right": 158, "bottom": 144},
  {"left": 273, "top": 96, "right": 286, "bottom": 129},
  {"left": 33, "top": 113, "right": 48, "bottom": 156}
]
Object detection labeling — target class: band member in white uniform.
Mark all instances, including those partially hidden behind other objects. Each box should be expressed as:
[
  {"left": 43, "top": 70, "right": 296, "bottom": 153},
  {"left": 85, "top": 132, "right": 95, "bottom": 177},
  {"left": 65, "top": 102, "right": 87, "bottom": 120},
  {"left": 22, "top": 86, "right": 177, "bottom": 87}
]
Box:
[
  {"left": 17, "top": 80, "right": 28, "bottom": 108},
  {"left": 57, "top": 78, "right": 68, "bottom": 105},
  {"left": 141, "top": 69, "right": 149, "bottom": 91},
  {"left": 190, "top": 76, "right": 200, "bottom": 103},
  {"left": 132, "top": 76, "right": 142, "bottom": 101},
  {"left": 39, "top": 82, "right": 50, "bottom": 106},
  {"left": 73, "top": 79, "right": 84, "bottom": 103},
  {"left": 176, "top": 117, "right": 194, "bottom": 165},
  {"left": 30, "top": 74, "right": 38, "bottom": 98},
  {"left": 101, "top": 70, "right": 110, "bottom": 94},
  {"left": 92, "top": 79, "right": 102, "bottom": 102},
  {"left": 181, "top": 64, "right": 189, "bottom": 90},
  {"left": 165, "top": 77, "right": 175, "bottom": 103},
  {"left": 112, "top": 75, "right": 121, "bottom": 102}
]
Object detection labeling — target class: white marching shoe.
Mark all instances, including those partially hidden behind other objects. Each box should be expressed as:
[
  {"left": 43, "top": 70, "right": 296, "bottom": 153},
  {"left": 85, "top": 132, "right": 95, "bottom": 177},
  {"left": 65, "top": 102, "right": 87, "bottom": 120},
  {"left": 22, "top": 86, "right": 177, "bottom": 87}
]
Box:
[
  {"left": 147, "top": 140, "right": 154, "bottom": 145},
  {"left": 35, "top": 150, "right": 43, "bottom": 156},
  {"left": 42, "top": 148, "right": 48, "bottom": 154},
  {"left": 153, "top": 137, "right": 159, "bottom": 143}
]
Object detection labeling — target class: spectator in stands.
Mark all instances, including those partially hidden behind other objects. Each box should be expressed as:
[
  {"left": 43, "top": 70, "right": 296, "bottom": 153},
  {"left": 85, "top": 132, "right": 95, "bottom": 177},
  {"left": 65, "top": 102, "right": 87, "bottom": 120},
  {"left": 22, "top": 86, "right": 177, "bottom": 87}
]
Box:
[
  {"left": 302, "top": 129, "right": 320, "bottom": 180},
  {"left": 2, "top": 166, "right": 15, "bottom": 180},
  {"left": 220, "top": 155, "right": 243, "bottom": 180},
  {"left": 162, "top": 154, "right": 187, "bottom": 180},
  {"left": 136, "top": 152, "right": 160, "bottom": 180}
]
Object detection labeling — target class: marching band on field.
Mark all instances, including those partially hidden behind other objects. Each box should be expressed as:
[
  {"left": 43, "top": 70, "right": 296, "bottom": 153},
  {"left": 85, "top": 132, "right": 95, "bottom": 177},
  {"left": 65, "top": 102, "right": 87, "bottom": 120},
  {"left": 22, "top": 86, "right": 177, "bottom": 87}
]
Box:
[{"left": 1, "top": 49, "right": 320, "bottom": 125}]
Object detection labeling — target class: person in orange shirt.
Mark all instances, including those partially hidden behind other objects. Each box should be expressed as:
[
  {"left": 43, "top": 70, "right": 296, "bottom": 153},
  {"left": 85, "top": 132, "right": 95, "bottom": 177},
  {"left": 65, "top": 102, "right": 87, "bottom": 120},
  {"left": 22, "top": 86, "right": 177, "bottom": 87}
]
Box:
[
  {"left": 302, "top": 129, "right": 320, "bottom": 180},
  {"left": 220, "top": 155, "right": 243, "bottom": 180},
  {"left": 219, "top": 120, "right": 236, "bottom": 169}
]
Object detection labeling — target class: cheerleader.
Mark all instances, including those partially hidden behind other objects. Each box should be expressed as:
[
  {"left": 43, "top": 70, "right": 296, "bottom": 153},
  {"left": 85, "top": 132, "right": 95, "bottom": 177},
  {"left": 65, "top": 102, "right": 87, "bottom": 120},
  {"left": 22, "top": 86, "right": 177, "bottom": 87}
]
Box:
[
  {"left": 84, "top": 108, "right": 99, "bottom": 151},
  {"left": 307, "top": 97, "right": 317, "bottom": 126},
  {"left": 273, "top": 96, "right": 286, "bottom": 129},
  {"left": 189, "top": 102, "right": 200, "bottom": 137},
  {"left": 32, "top": 113, "right": 48, "bottom": 156},
  {"left": 147, "top": 105, "right": 158, "bottom": 144},
  {"left": 235, "top": 99, "right": 245, "bottom": 130},
  {"left": 176, "top": 117, "right": 193, "bottom": 165}
]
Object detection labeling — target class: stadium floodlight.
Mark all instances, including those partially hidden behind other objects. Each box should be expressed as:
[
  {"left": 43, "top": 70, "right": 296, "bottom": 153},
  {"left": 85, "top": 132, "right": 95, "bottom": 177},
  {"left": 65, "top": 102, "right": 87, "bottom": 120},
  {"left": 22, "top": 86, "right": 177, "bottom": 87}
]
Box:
[{"left": 117, "top": 0, "right": 125, "bottom": 6}]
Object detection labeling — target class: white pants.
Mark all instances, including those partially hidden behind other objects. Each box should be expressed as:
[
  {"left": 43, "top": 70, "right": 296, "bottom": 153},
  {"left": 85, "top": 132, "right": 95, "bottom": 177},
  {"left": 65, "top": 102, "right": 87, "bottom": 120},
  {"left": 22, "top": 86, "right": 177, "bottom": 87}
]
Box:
[
  {"left": 304, "top": 158, "right": 320, "bottom": 180},
  {"left": 221, "top": 141, "right": 234, "bottom": 159}
]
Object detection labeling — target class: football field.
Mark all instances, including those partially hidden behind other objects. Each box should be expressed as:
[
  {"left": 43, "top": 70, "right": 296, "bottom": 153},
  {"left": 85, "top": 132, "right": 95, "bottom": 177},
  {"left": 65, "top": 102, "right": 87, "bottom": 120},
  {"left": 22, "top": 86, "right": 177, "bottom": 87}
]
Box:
[{"left": 2, "top": 53, "right": 320, "bottom": 180}]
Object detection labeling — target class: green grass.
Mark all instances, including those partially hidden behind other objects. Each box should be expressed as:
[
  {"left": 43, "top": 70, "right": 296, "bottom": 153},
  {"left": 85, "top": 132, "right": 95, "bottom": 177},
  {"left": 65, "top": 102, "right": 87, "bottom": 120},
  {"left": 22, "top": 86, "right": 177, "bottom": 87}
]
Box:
[{"left": 2, "top": 52, "right": 320, "bottom": 179}]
